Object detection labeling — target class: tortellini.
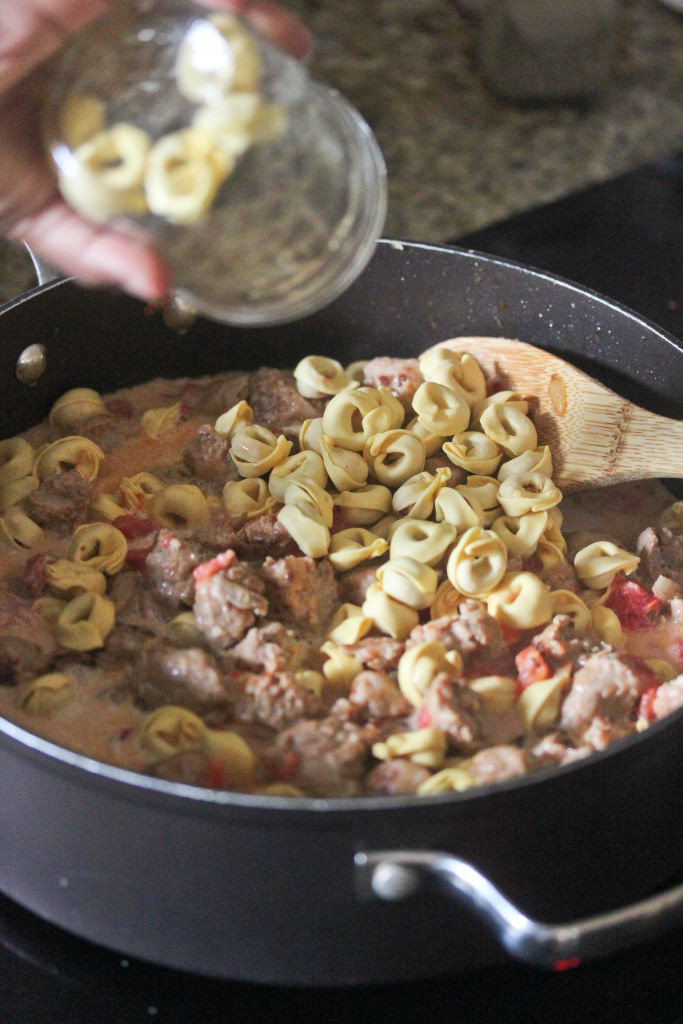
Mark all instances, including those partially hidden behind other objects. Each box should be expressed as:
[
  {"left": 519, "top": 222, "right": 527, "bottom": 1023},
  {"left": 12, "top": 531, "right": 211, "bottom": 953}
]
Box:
[
  {"left": 223, "top": 478, "right": 278, "bottom": 520},
  {"left": 319, "top": 436, "right": 369, "bottom": 491},
  {"left": 332, "top": 484, "right": 393, "bottom": 527},
  {"left": 446, "top": 526, "right": 508, "bottom": 597},
  {"left": 46, "top": 558, "right": 107, "bottom": 598},
  {"left": 320, "top": 641, "right": 363, "bottom": 688},
  {"left": 119, "top": 472, "right": 165, "bottom": 514},
  {"left": 491, "top": 511, "right": 548, "bottom": 557},
  {"left": 49, "top": 388, "right": 109, "bottom": 431},
  {"left": 230, "top": 425, "right": 292, "bottom": 478},
  {"left": 35, "top": 436, "right": 105, "bottom": 482},
  {"left": 327, "top": 528, "right": 388, "bottom": 571},
  {"left": 364, "top": 430, "right": 425, "bottom": 487},
  {"left": 376, "top": 557, "right": 438, "bottom": 610},
  {"left": 139, "top": 705, "right": 206, "bottom": 758},
  {"left": 0, "top": 507, "right": 43, "bottom": 549},
  {"left": 55, "top": 593, "right": 116, "bottom": 651},
  {"left": 497, "top": 472, "right": 562, "bottom": 517},
  {"left": 397, "top": 641, "right": 450, "bottom": 706},
  {"left": 417, "top": 766, "right": 478, "bottom": 795},
  {"left": 19, "top": 673, "right": 75, "bottom": 716},
  {"left": 362, "top": 582, "right": 419, "bottom": 640},
  {"left": 175, "top": 13, "right": 261, "bottom": 103},
  {"left": 372, "top": 727, "right": 447, "bottom": 769},
  {"left": 412, "top": 381, "right": 470, "bottom": 437},
  {"left": 479, "top": 403, "right": 537, "bottom": 457},
  {"left": 58, "top": 122, "right": 151, "bottom": 222},
  {"left": 294, "top": 356, "right": 351, "bottom": 398},
  {"left": 389, "top": 519, "right": 456, "bottom": 566},
  {"left": 391, "top": 466, "right": 451, "bottom": 519},
  {"left": 516, "top": 666, "right": 571, "bottom": 731},
  {"left": 326, "top": 604, "right": 374, "bottom": 645},
  {"left": 574, "top": 540, "right": 640, "bottom": 590},
  {"left": 66, "top": 523, "right": 128, "bottom": 575},
  {"left": 141, "top": 402, "right": 183, "bottom": 438},
  {"left": 443, "top": 431, "right": 503, "bottom": 476},
  {"left": 419, "top": 347, "right": 487, "bottom": 407},
  {"left": 277, "top": 479, "right": 333, "bottom": 558},
  {"left": 215, "top": 400, "right": 254, "bottom": 439},
  {"left": 484, "top": 571, "right": 552, "bottom": 630},
  {"left": 148, "top": 484, "right": 211, "bottom": 530},
  {"left": 0, "top": 437, "right": 36, "bottom": 487},
  {"left": 268, "top": 451, "right": 327, "bottom": 503}
]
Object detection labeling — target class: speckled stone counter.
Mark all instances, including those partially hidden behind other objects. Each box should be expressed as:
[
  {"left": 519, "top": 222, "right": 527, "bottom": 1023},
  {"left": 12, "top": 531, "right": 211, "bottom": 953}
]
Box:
[{"left": 1, "top": 0, "right": 681, "bottom": 304}]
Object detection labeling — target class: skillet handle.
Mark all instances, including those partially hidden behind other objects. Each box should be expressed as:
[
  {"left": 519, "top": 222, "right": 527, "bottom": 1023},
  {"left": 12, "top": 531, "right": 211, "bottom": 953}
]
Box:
[{"left": 354, "top": 849, "right": 683, "bottom": 969}]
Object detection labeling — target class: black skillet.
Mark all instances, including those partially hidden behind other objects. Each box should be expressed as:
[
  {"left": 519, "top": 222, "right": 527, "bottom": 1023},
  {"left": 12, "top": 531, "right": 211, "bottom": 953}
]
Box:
[{"left": 0, "top": 240, "right": 681, "bottom": 985}]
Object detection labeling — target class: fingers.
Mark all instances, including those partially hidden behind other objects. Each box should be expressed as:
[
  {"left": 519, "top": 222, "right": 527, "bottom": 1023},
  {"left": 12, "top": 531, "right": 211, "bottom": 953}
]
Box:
[
  {"left": 0, "top": 0, "right": 112, "bottom": 91},
  {"left": 15, "top": 200, "right": 171, "bottom": 304},
  {"left": 193, "top": 0, "right": 312, "bottom": 59}
]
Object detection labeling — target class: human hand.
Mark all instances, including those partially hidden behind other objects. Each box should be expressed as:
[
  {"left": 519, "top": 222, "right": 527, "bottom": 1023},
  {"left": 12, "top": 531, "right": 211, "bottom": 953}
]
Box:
[{"left": 0, "top": 0, "right": 311, "bottom": 303}]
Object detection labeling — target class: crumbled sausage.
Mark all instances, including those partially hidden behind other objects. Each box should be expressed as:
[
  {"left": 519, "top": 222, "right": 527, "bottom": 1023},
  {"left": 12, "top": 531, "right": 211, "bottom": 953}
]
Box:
[
  {"left": 342, "top": 636, "right": 405, "bottom": 673},
  {"left": 193, "top": 557, "right": 268, "bottom": 653},
  {"left": 276, "top": 715, "right": 379, "bottom": 796},
  {"left": 362, "top": 356, "right": 423, "bottom": 409},
  {"left": 183, "top": 425, "right": 239, "bottom": 482},
  {"left": 261, "top": 556, "right": 338, "bottom": 630},
  {"left": 652, "top": 675, "right": 683, "bottom": 719},
  {"left": 135, "top": 639, "right": 229, "bottom": 711},
  {"left": 145, "top": 530, "right": 198, "bottom": 609},
  {"left": 467, "top": 745, "right": 528, "bottom": 785},
  {"left": 419, "top": 672, "right": 484, "bottom": 753},
  {"left": 231, "top": 622, "right": 311, "bottom": 673},
  {"left": 364, "top": 758, "right": 432, "bottom": 795},
  {"left": 235, "top": 672, "right": 323, "bottom": 731},
  {"left": 409, "top": 600, "right": 512, "bottom": 676},
  {"left": 347, "top": 670, "right": 410, "bottom": 721},
  {"left": 27, "top": 469, "right": 92, "bottom": 528},
  {"left": 560, "top": 651, "right": 654, "bottom": 739},
  {"left": 0, "top": 635, "right": 52, "bottom": 687},
  {"left": 249, "top": 367, "right": 324, "bottom": 439}
]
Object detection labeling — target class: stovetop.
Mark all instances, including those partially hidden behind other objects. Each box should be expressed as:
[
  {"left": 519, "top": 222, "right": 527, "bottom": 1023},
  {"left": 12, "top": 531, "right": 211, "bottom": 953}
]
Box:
[{"left": 1, "top": 154, "right": 681, "bottom": 1024}]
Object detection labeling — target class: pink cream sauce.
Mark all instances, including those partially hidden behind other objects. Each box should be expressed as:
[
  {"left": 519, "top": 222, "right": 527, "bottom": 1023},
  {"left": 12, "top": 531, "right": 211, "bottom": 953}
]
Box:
[{"left": 0, "top": 375, "right": 680, "bottom": 779}]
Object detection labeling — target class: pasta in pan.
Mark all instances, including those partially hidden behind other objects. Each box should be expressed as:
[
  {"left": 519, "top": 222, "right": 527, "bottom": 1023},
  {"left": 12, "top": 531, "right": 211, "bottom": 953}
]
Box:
[{"left": 0, "top": 338, "right": 680, "bottom": 799}]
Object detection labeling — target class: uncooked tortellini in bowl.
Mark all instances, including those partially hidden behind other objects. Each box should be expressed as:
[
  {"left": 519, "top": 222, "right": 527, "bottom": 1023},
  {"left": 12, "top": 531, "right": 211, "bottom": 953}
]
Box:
[{"left": 44, "top": 0, "right": 386, "bottom": 326}]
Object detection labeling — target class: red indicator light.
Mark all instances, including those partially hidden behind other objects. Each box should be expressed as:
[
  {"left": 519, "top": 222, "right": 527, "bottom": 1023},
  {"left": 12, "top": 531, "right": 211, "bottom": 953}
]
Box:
[{"left": 552, "top": 957, "right": 581, "bottom": 972}]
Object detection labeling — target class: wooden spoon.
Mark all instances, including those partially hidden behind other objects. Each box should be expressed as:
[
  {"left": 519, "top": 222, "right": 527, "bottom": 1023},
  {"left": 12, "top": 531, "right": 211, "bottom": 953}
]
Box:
[{"left": 423, "top": 336, "right": 683, "bottom": 492}]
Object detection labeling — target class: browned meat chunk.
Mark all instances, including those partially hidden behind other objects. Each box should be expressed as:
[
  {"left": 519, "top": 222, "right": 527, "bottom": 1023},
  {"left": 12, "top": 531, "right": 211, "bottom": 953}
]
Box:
[
  {"left": 183, "top": 425, "right": 239, "bottom": 482},
  {"left": 362, "top": 356, "right": 423, "bottom": 410},
  {"left": 233, "top": 514, "right": 297, "bottom": 558},
  {"left": 637, "top": 525, "right": 683, "bottom": 591},
  {"left": 337, "top": 564, "right": 379, "bottom": 605},
  {"left": 0, "top": 635, "right": 52, "bottom": 687},
  {"left": 192, "top": 517, "right": 241, "bottom": 555},
  {"left": 467, "top": 745, "right": 528, "bottom": 785},
  {"left": 276, "top": 716, "right": 379, "bottom": 796},
  {"left": 652, "top": 675, "right": 683, "bottom": 719},
  {"left": 235, "top": 672, "right": 323, "bottom": 730},
  {"left": 135, "top": 639, "right": 229, "bottom": 711},
  {"left": 560, "top": 651, "right": 654, "bottom": 739},
  {"left": 249, "top": 367, "right": 324, "bottom": 439},
  {"left": 19, "top": 552, "right": 52, "bottom": 598},
  {"left": 145, "top": 530, "right": 198, "bottom": 609},
  {"left": 347, "top": 670, "right": 410, "bottom": 721},
  {"left": 27, "top": 469, "right": 92, "bottom": 527},
  {"left": 409, "top": 600, "right": 512, "bottom": 676},
  {"left": 231, "top": 622, "right": 311, "bottom": 673},
  {"left": 260, "top": 555, "right": 338, "bottom": 630},
  {"left": 531, "top": 615, "right": 602, "bottom": 669},
  {"left": 530, "top": 730, "right": 593, "bottom": 767},
  {"left": 343, "top": 636, "right": 405, "bottom": 672},
  {"left": 420, "top": 672, "right": 484, "bottom": 753},
  {"left": 194, "top": 371, "right": 250, "bottom": 418},
  {"left": 193, "top": 557, "right": 268, "bottom": 652},
  {"left": 364, "top": 758, "right": 432, "bottom": 795},
  {"left": 536, "top": 561, "right": 580, "bottom": 593}
]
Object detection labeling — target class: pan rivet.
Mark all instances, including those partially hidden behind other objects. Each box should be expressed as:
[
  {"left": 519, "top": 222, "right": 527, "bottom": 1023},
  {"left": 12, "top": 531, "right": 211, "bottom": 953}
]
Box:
[{"left": 15, "top": 344, "right": 47, "bottom": 385}]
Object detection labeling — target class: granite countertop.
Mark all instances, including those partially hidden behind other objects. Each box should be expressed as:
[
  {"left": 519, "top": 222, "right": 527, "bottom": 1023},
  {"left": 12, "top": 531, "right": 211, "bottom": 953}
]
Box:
[{"left": 1, "top": 0, "right": 681, "bottom": 304}]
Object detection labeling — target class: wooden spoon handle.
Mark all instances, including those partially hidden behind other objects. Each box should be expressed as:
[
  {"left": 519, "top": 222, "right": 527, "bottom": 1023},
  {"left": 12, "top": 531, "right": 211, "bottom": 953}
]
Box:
[{"left": 557, "top": 387, "right": 683, "bottom": 490}]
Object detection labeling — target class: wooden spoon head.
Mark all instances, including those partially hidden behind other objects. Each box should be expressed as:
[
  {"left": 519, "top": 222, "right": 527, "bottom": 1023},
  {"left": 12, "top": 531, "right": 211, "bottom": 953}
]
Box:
[{"left": 421, "top": 337, "right": 680, "bottom": 492}]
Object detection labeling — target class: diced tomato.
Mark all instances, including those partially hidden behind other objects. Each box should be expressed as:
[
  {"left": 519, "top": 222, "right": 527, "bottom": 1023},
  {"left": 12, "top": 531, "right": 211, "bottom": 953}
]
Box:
[
  {"left": 204, "top": 759, "right": 228, "bottom": 789},
  {"left": 113, "top": 514, "right": 157, "bottom": 541},
  {"left": 605, "top": 573, "right": 662, "bottom": 629},
  {"left": 500, "top": 622, "right": 522, "bottom": 647},
  {"left": 417, "top": 706, "right": 433, "bottom": 729},
  {"left": 271, "top": 750, "right": 300, "bottom": 782},
  {"left": 637, "top": 685, "right": 660, "bottom": 723},
  {"left": 112, "top": 515, "right": 158, "bottom": 570},
  {"left": 515, "top": 645, "right": 552, "bottom": 693},
  {"left": 193, "top": 549, "right": 236, "bottom": 583},
  {"left": 552, "top": 957, "right": 581, "bottom": 972}
]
